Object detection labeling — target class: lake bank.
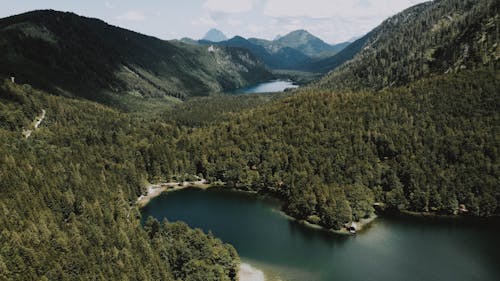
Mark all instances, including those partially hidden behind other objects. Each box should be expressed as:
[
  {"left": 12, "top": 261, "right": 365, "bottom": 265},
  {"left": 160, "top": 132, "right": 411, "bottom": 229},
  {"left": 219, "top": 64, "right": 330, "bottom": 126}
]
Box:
[
  {"left": 239, "top": 263, "right": 265, "bottom": 281},
  {"left": 136, "top": 179, "right": 213, "bottom": 208},
  {"left": 139, "top": 182, "right": 377, "bottom": 235},
  {"left": 141, "top": 188, "right": 500, "bottom": 281},
  {"left": 277, "top": 209, "right": 378, "bottom": 236}
]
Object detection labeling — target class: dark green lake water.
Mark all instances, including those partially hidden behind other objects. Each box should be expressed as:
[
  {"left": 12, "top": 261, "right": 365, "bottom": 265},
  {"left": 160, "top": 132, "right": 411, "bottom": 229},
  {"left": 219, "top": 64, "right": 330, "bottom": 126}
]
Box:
[
  {"left": 231, "top": 80, "right": 298, "bottom": 94},
  {"left": 140, "top": 188, "right": 500, "bottom": 281}
]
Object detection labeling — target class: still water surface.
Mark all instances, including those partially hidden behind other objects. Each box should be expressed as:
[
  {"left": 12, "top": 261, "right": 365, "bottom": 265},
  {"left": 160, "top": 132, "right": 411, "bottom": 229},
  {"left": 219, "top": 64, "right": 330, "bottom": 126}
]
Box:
[
  {"left": 231, "top": 80, "right": 298, "bottom": 94},
  {"left": 141, "top": 188, "right": 500, "bottom": 281}
]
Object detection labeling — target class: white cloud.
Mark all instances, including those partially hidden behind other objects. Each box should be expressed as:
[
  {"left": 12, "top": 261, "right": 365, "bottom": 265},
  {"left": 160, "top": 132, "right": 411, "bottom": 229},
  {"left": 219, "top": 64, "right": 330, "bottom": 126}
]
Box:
[
  {"left": 116, "top": 11, "right": 146, "bottom": 21},
  {"left": 248, "top": 24, "right": 264, "bottom": 34},
  {"left": 191, "top": 14, "right": 218, "bottom": 27},
  {"left": 104, "top": 1, "right": 114, "bottom": 9},
  {"left": 204, "top": 0, "right": 253, "bottom": 13},
  {"left": 227, "top": 18, "right": 242, "bottom": 26},
  {"left": 262, "top": 0, "right": 428, "bottom": 43},
  {"left": 264, "top": 0, "right": 426, "bottom": 19}
]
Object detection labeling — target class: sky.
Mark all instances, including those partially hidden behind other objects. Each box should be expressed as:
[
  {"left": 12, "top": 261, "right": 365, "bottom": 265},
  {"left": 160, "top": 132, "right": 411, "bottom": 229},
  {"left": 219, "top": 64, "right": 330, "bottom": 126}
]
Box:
[{"left": 1, "top": 0, "right": 428, "bottom": 44}]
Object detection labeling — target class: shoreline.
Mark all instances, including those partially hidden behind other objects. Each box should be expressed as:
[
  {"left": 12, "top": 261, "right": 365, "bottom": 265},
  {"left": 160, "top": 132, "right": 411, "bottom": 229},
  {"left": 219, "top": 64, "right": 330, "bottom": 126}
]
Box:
[
  {"left": 138, "top": 182, "right": 379, "bottom": 235},
  {"left": 275, "top": 209, "right": 378, "bottom": 236},
  {"left": 139, "top": 182, "right": 489, "bottom": 235},
  {"left": 239, "top": 263, "right": 265, "bottom": 281},
  {"left": 136, "top": 179, "right": 213, "bottom": 208}
]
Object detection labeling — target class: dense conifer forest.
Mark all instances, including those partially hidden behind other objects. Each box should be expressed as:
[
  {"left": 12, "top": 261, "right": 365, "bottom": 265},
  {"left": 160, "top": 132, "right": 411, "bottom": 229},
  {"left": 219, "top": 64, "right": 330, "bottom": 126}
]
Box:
[
  {"left": 0, "top": 81, "right": 239, "bottom": 280},
  {"left": 180, "top": 69, "right": 499, "bottom": 228},
  {"left": 0, "top": 0, "right": 499, "bottom": 280},
  {"left": 1, "top": 67, "right": 498, "bottom": 279},
  {"left": 316, "top": 0, "right": 499, "bottom": 90}
]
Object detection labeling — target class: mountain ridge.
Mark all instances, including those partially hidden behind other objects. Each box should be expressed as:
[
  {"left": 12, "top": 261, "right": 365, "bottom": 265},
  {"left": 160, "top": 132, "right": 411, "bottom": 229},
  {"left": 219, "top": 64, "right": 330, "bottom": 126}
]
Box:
[
  {"left": 314, "top": 0, "right": 499, "bottom": 90},
  {"left": 0, "top": 10, "right": 272, "bottom": 108},
  {"left": 275, "top": 29, "right": 337, "bottom": 57},
  {"left": 198, "top": 30, "right": 351, "bottom": 71}
]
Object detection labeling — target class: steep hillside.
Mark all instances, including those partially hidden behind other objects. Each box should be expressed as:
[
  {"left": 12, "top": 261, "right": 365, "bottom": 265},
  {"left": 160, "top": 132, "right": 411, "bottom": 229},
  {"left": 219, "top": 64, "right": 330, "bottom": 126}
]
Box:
[
  {"left": 315, "top": 0, "right": 499, "bottom": 90},
  {"left": 0, "top": 80, "right": 240, "bottom": 280},
  {"left": 182, "top": 68, "right": 500, "bottom": 229},
  {"left": 0, "top": 10, "right": 271, "bottom": 107}
]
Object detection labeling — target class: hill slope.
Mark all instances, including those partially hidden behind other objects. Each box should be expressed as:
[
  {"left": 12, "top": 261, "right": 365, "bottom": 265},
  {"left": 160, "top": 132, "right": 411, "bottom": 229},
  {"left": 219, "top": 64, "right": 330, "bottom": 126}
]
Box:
[
  {"left": 182, "top": 68, "right": 500, "bottom": 229},
  {"left": 0, "top": 10, "right": 271, "bottom": 106},
  {"left": 315, "top": 0, "right": 499, "bottom": 90},
  {"left": 0, "top": 80, "right": 240, "bottom": 280}
]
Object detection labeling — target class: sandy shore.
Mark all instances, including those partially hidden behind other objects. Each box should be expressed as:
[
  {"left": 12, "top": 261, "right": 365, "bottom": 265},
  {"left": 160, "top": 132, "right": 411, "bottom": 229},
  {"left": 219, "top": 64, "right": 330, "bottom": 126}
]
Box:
[
  {"left": 239, "top": 263, "right": 265, "bottom": 281},
  {"left": 136, "top": 179, "right": 211, "bottom": 208}
]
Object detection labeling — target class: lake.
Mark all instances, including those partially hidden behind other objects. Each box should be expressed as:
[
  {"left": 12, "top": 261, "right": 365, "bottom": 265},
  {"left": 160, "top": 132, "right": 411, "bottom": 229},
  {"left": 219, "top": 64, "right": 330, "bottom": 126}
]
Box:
[
  {"left": 140, "top": 188, "right": 500, "bottom": 281},
  {"left": 231, "top": 80, "right": 298, "bottom": 94}
]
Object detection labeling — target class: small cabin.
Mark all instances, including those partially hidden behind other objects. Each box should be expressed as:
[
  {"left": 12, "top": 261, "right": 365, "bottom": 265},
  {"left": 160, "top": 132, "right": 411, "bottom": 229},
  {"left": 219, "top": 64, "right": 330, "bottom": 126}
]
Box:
[{"left": 346, "top": 222, "right": 357, "bottom": 234}]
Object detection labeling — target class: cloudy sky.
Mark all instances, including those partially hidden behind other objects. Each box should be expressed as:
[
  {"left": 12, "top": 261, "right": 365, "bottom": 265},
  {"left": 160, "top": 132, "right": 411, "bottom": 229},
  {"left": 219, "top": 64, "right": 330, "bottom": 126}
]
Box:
[{"left": 1, "top": 0, "right": 427, "bottom": 43}]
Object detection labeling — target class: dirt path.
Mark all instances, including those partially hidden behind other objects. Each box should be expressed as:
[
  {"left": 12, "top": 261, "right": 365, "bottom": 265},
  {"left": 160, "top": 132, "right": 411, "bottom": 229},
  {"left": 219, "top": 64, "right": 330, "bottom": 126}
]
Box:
[{"left": 23, "top": 109, "right": 46, "bottom": 138}]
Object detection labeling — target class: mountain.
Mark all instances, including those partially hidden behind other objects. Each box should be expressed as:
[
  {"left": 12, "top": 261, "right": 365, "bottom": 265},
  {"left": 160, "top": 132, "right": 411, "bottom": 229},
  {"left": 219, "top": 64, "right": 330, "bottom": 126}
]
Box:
[
  {"left": 329, "top": 41, "right": 352, "bottom": 55},
  {"left": 249, "top": 30, "right": 350, "bottom": 59},
  {"left": 275, "top": 30, "right": 337, "bottom": 57},
  {"left": 197, "top": 30, "right": 351, "bottom": 71},
  {"left": 0, "top": 11, "right": 271, "bottom": 107},
  {"left": 299, "top": 32, "right": 372, "bottom": 73},
  {"left": 201, "top": 36, "right": 310, "bottom": 70},
  {"left": 315, "top": 0, "right": 499, "bottom": 90},
  {"left": 202, "top": 28, "right": 227, "bottom": 42}
]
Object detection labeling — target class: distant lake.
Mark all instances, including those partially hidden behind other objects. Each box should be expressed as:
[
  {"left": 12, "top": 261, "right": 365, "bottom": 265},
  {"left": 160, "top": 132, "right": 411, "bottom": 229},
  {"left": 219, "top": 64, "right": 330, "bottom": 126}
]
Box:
[
  {"left": 141, "top": 188, "right": 500, "bottom": 281},
  {"left": 231, "top": 80, "right": 298, "bottom": 94}
]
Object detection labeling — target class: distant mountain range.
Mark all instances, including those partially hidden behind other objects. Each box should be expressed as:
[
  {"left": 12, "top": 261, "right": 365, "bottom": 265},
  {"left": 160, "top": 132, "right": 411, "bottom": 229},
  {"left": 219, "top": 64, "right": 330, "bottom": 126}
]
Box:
[
  {"left": 0, "top": 11, "right": 271, "bottom": 107},
  {"left": 182, "top": 29, "right": 353, "bottom": 72}
]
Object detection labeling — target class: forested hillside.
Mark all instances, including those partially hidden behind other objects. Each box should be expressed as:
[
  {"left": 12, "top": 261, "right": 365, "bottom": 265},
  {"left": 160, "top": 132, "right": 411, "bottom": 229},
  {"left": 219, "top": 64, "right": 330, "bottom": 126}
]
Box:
[
  {"left": 0, "top": 10, "right": 271, "bottom": 107},
  {"left": 315, "top": 0, "right": 499, "bottom": 90},
  {"left": 0, "top": 81, "right": 239, "bottom": 281},
  {"left": 2, "top": 67, "right": 498, "bottom": 280},
  {"left": 180, "top": 69, "right": 499, "bottom": 229},
  {"left": 1, "top": 1, "right": 499, "bottom": 280}
]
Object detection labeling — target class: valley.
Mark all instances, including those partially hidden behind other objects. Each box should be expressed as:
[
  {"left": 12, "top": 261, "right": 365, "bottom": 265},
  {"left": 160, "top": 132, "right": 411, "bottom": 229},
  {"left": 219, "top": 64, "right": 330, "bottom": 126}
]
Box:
[{"left": 0, "top": 0, "right": 499, "bottom": 281}]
